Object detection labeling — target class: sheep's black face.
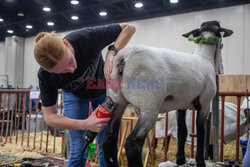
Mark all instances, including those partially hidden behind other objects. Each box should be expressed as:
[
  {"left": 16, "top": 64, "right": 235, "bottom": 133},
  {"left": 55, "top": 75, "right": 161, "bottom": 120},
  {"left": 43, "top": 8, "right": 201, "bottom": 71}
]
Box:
[
  {"left": 200, "top": 21, "right": 221, "bottom": 37},
  {"left": 200, "top": 21, "right": 220, "bottom": 28},
  {"left": 182, "top": 20, "right": 233, "bottom": 38}
]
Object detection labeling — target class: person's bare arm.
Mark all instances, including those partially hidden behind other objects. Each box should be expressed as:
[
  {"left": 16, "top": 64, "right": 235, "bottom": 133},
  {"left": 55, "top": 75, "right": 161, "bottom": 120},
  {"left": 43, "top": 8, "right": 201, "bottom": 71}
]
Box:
[
  {"left": 43, "top": 104, "right": 110, "bottom": 132},
  {"left": 114, "top": 23, "right": 136, "bottom": 51},
  {"left": 104, "top": 23, "right": 136, "bottom": 80}
]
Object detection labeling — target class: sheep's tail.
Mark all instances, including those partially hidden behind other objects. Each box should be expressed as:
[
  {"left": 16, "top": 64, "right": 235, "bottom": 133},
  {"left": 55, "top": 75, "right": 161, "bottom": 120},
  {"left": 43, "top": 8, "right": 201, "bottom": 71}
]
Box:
[
  {"left": 106, "top": 47, "right": 133, "bottom": 103},
  {"left": 117, "top": 58, "right": 125, "bottom": 76},
  {"left": 113, "top": 46, "right": 133, "bottom": 78}
]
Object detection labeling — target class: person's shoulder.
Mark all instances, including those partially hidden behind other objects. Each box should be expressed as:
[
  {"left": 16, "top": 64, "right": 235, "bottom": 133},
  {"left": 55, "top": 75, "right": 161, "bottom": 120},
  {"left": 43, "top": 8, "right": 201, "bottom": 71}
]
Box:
[
  {"left": 38, "top": 68, "right": 60, "bottom": 92},
  {"left": 37, "top": 67, "right": 50, "bottom": 79},
  {"left": 64, "top": 27, "right": 92, "bottom": 42},
  {"left": 92, "top": 23, "right": 121, "bottom": 31},
  {"left": 64, "top": 24, "right": 120, "bottom": 39},
  {"left": 37, "top": 67, "right": 55, "bottom": 87}
]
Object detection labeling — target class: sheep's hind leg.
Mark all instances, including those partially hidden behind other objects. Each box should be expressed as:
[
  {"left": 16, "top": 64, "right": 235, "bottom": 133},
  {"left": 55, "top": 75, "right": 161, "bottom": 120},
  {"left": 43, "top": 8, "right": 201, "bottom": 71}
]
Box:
[
  {"left": 124, "top": 110, "right": 158, "bottom": 167},
  {"left": 176, "top": 109, "right": 187, "bottom": 165},
  {"left": 102, "top": 103, "right": 127, "bottom": 167},
  {"left": 195, "top": 104, "right": 209, "bottom": 167}
]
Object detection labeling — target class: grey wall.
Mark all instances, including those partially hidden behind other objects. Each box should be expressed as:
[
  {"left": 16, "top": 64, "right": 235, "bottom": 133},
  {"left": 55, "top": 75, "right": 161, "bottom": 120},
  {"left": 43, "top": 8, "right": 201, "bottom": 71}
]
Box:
[
  {"left": 5, "top": 36, "right": 24, "bottom": 87},
  {"left": 0, "top": 42, "right": 5, "bottom": 75},
  {"left": 127, "top": 4, "right": 250, "bottom": 75}
]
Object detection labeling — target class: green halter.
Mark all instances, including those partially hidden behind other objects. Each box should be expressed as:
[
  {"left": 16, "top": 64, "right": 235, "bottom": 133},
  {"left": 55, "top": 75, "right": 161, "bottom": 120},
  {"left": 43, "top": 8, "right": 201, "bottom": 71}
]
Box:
[{"left": 188, "top": 34, "right": 219, "bottom": 45}]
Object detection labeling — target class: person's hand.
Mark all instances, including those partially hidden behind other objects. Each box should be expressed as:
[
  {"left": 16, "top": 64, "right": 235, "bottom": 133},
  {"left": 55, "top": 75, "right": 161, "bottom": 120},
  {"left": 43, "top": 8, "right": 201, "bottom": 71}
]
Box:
[
  {"left": 104, "top": 51, "right": 115, "bottom": 80},
  {"left": 85, "top": 108, "right": 110, "bottom": 133}
]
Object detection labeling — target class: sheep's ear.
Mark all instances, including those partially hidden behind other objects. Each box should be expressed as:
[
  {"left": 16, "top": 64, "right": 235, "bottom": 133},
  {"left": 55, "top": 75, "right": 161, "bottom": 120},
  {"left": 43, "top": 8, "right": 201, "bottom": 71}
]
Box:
[
  {"left": 220, "top": 28, "right": 233, "bottom": 37},
  {"left": 182, "top": 28, "right": 200, "bottom": 38}
]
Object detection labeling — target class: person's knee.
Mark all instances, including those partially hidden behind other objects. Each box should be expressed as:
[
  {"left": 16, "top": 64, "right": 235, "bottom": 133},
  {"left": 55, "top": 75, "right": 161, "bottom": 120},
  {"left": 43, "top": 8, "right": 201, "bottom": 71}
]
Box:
[
  {"left": 68, "top": 145, "right": 87, "bottom": 167},
  {"left": 69, "top": 137, "right": 87, "bottom": 156},
  {"left": 71, "top": 145, "right": 85, "bottom": 156}
]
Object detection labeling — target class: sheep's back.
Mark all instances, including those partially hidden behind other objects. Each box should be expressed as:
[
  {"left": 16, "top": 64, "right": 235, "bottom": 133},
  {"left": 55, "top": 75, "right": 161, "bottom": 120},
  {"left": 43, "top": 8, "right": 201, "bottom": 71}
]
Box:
[{"left": 112, "top": 45, "right": 216, "bottom": 110}]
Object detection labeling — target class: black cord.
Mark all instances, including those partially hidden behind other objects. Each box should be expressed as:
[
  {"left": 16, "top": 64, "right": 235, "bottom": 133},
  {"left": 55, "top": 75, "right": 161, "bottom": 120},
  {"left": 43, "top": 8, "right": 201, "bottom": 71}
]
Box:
[{"left": 81, "top": 141, "right": 90, "bottom": 167}]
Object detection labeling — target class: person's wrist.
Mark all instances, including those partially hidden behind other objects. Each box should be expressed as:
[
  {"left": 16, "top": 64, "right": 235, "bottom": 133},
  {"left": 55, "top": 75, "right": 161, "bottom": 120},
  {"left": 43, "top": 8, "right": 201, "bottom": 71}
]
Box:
[
  {"left": 79, "top": 119, "right": 88, "bottom": 130},
  {"left": 108, "top": 44, "right": 118, "bottom": 55},
  {"left": 107, "top": 50, "right": 116, "bottom": 57}
]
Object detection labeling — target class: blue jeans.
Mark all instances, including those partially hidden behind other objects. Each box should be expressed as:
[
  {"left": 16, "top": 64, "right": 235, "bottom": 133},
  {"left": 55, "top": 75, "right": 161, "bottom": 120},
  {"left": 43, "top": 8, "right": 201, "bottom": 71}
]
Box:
[
  {"left": 243, "top": 137, "right": 250, "bottom": 167},
  {"left": 63, "top": 92, "right": 107, "bottom": 167}
]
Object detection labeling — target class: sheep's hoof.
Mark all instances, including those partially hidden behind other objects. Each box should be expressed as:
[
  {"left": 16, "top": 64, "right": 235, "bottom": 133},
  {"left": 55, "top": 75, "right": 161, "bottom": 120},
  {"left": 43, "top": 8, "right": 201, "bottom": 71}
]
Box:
[
  {"left": 196, "top": 161, "right": 206, "bottom": 167},
  {"left": 176, "top": 155, "right": 185, "bottom": 165}
]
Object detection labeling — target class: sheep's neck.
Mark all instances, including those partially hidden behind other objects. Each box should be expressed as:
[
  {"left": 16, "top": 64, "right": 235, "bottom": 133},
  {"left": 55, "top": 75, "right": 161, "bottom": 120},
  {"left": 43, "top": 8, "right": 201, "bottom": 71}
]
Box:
[{"left": 193, "top": 44, "right": 217, "bottom": 62}]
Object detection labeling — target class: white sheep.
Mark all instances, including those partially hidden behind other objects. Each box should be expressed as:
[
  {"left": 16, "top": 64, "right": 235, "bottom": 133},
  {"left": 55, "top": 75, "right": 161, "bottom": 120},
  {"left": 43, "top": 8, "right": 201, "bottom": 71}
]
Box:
[{"left": 102, "top": 21, "right": 233, "bottom": 167}]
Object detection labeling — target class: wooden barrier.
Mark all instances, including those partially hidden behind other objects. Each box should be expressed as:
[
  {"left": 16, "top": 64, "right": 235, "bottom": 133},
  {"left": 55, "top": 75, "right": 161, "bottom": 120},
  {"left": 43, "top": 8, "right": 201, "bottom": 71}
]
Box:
[
  {"left": 0, "top": 89, "right": 64, "bottom": 158},
  {"left": 1, "top": 86, "right": 249, "bottom": 165}
]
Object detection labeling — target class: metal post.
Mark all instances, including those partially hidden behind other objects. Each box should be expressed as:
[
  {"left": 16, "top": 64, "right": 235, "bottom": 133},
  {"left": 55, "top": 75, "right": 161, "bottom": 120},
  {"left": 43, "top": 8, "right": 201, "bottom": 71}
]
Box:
[
  {"left": 164, "top": 113, "right": 169, "bottom": 161},
  {"left": 191, "top": 110, "right": 195, "bottom": 158},
  {"left": 212, "top": 75, "right": 219, "bottom": 162},
  {"left": 236, "top": 96, "right": 241, "bottom": 161},
  {"left": 220, "top": 96, "right": 225, "bottom": 162},
  {"left": 27, "top": 99, "right": 32, "bottom": 147},
  {"left": 9, "top": 93, "right": 17, "bottom": 144},
  {"left": 1, "top": 94, "right": 6, "bottom": 142},
  {"left": 33, "top": 99, "right": 39, "bottom": 149},
  {"left": 21, "top": 93, "right": 27, "bottom": 146},
  {"left": 246, "top": 89, "right": 249, "bottom": 139},
  {"left": 4, "top": 93, "right": 11, "bottom": 144}
]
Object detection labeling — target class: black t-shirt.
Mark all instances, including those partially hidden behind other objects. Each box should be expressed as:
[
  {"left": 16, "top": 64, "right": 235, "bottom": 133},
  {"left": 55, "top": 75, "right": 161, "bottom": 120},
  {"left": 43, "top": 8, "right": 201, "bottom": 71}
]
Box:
[{"left": 38, "top": 24, "right": 122, "bottom": 107}]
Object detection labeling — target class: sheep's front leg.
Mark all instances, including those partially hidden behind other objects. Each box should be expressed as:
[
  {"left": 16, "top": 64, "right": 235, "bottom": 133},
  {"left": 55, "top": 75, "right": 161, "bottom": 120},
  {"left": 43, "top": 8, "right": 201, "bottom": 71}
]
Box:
[
  {"left": 196, "top": 105, "right": 209, "bottom": 167},
  {"left": 124, "top": 111, "right": 158, "bottom": 167},
  {"left": 102, "top": 104, "right": 127, "bottom": 167},
  {"left": 176, "top": 109, "right": 187, "bottom": 165}
]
